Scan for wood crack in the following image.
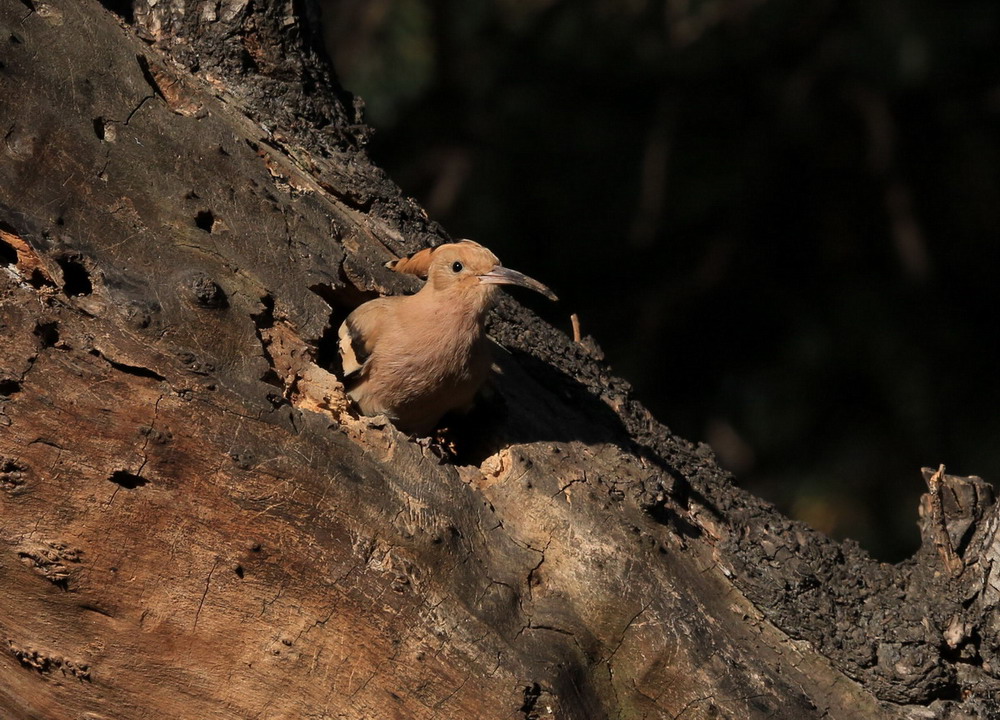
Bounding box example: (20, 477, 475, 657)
(192, 556, 220, 630)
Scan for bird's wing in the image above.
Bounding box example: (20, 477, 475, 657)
(338, 299, 392, 380)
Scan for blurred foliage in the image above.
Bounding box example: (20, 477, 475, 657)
(323, 0, 1000, 561)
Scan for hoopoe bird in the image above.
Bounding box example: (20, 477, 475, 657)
(338, 240, 557, 435)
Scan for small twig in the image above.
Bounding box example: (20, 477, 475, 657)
(570, 313, 582, 344)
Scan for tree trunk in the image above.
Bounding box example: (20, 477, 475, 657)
(1, 2, 999, 718)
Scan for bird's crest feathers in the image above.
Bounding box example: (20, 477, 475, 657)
(385, 240, 485, 279)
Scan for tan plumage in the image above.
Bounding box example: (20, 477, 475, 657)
(338, 240, 557, 436)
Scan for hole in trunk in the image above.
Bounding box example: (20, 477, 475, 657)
(108, 470, 148, 489)
(195, 209, 216, 233)
(0, 236, 16, 266)
(97, 0, 134, 24)
(55, 255, 93, 296)
(33, 321, 59, 348)
(308, 282, 378, 373)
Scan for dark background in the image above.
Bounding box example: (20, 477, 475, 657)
(322, 0, 1000, 561)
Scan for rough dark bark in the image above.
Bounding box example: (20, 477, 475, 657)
(1, 1, 999, 718)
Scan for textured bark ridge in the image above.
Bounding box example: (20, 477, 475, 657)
(1, 2, 999, 719)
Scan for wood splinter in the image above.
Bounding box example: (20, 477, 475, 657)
(921, 464, 965, 576)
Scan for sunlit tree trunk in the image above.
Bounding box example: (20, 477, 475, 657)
(1, 2, 998, 718)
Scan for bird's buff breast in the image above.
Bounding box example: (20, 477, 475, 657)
(353, 324, 491, 432)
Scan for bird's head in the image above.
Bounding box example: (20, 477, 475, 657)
(387, 240, 558, 302)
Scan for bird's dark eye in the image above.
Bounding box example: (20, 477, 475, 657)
(452, 261, 463, 273)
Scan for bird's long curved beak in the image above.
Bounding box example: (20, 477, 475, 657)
(479, 266, 558, 301)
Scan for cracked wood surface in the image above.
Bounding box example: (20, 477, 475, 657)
(0, 280, 892, 719)
(2, 1, 1000, 719)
